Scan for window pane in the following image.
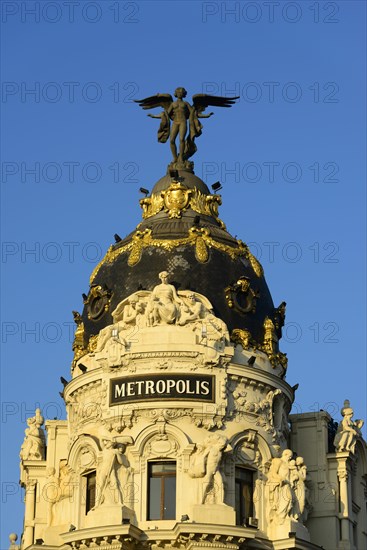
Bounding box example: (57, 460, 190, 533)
(235, 480, 242, 525)
(148, 477, 162, 520)
(242, 482, 253, 519)
(151, 462, 176, 475)
(148, 462, 176, 520)
(235, 468, 254, 525)
(86, 471, 96, 513)
(163, 475, 176, 519)
(236, 468, 253, 483)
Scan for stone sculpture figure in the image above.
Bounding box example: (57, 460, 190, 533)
(293, 456, 310, 522)
(178, 292, 204, 325)
(267, 449, 294, 525)
(48, 461, 74, 525)
(233, 387, 281, 439)
(189, 434, 229, 504)
(96, 296, 145, 352)
(135, 88, 239, 168)
(112, 295, 143, 325)
(147, 271, 183, 326)
(94, 275, 230, 357)
(289, 459, 301, 520)
(45, 467, 59, 527)
(95, 437, 129, 508)
(333, 399, 364, 454)
(20, 408, 45, 461)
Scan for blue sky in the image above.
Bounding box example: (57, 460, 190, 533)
(1, 0, 366, 545)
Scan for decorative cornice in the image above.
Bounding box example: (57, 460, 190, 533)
(60, 523, 256, 549)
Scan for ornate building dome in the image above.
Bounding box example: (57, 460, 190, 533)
(78, 169, 286, 372)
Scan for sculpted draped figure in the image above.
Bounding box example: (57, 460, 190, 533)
(333, 399, 364, 454)
(46, 461, 74, 526)
(20, 408, 45, 461)
(267, 449, 294, 524)
(147, 271, 183, 326)
(267, 449, 310, 526)
(96, 294, 146, 352)
(134, 87, 239, 168)
(95, 272, 230, 355)
(290, 456, 311, 522)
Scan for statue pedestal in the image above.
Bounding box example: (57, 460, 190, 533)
(43, 525, 69, 546)
(269, 519, 310, 542)
(191, 504, 235, 525)
(85, 505, 134, 528)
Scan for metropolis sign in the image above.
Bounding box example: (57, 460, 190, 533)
(110, 374, 215, 405)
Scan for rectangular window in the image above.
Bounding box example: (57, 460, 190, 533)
(235, 468, 254, 525)
(86, 471, 96, 513)
(148, 462, 176, 520)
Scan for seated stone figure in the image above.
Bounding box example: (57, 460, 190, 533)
(178, 292, 204, 325)
(96, 296, 145, 352)
(146, 271, 183, 326)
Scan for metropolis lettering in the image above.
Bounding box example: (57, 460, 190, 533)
(110, 374, 215, 405)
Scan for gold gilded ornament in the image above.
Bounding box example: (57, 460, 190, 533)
(225, 276, 259, 314)
(140, 194, 164, 219)
(243, 245, 263, 277)
(195, 236, 209, 262)
(90, 228, 248, 283)
(128, 229, 152, 266)
(140, 186, 227, 228)
(162, 182, 192, 218)
(84, 284, 112, 320)
(89, 245, 116, 286)
(263, 317, 277, 356)
(190, 227, 210, 263)
(88, 334, 99, 352)
(71, 311, 88, 370)
(231, 328, 253, 350)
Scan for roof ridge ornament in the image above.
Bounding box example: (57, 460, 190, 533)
(134, 87, 239, 171)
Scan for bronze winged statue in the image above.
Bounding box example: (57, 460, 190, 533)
(134, 87, 239, 169)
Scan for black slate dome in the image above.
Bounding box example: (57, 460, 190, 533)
(79, 170, 283, 353)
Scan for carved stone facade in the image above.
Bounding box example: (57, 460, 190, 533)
(14, 201, 367, 550)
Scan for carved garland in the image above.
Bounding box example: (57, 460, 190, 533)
(90, 229, 263, 284)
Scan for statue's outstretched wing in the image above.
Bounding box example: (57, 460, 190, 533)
(134, 93, 173, 110)
(192, 94, 240, 113)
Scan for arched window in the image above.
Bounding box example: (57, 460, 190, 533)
(235, 467, 254, 525)
(148, 462, 176, 520)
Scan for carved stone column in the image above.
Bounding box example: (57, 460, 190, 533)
(23, 480, 37, 548)
(337, 463, 352, 544)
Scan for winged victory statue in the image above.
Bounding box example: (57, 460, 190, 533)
(134, 87, 239, 170)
